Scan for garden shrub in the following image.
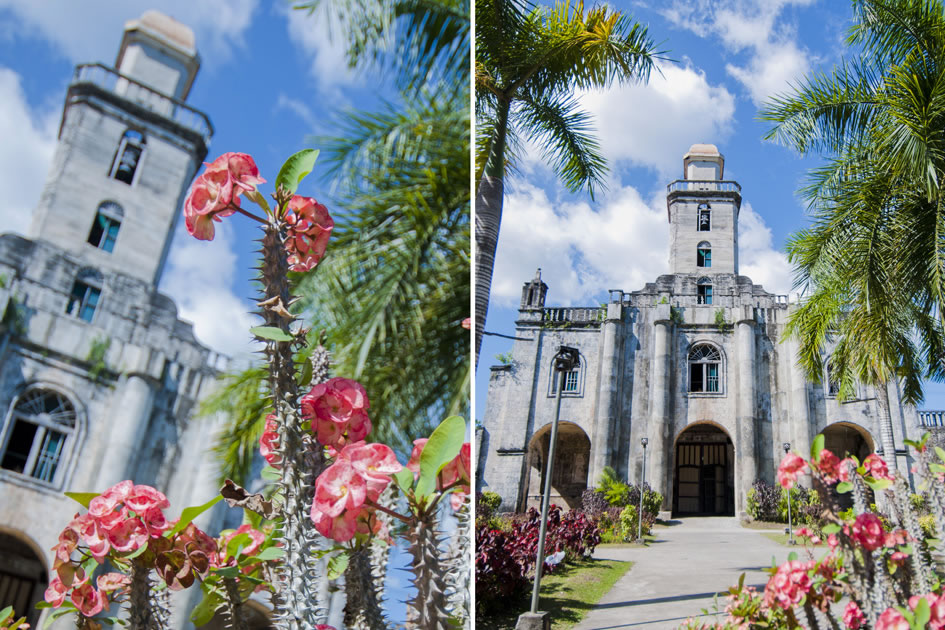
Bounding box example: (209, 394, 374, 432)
(582, 488, 609, 516)
(475, 521, 531, 614)
(478, 491, 502, 519)
(747, 479, 783, 521)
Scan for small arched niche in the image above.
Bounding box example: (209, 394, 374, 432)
(526, 422, 590, 510)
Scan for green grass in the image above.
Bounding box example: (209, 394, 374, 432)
(761, 531, 808, 546)
(477, 558, 632, 630)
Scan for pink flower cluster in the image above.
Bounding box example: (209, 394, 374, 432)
(782, 449, 896, 490)
(284, 196, 333, 272)
(776, 453, 807, 489)
(184, 153, 265, 240)
(875, 593, 945, 630)
(763, 559, 815, 609)
(45, 481, 171, 616)
(259, 414, 281, 468)
(311, 442, 401, 542)
(408, 439, 472, 510)
(302, 378, 372, 450)
(843, 602, 865, 629)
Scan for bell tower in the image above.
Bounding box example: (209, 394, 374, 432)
(666, 144, 741, 276)
(28, 11, 211, 287)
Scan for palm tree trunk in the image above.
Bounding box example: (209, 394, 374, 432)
(475, 97, 511, 366)
(875, 379, 897, 473)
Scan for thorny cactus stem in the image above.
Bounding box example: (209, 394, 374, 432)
(343, 548, 387, 630)
(890, 478, 933, 594)
(128, 562, 167, 630)
(406, 505, 451, 630)
(258, 210, 324, 630)
(919, 449, 945, 541)
(445, 497, 471, 629)
(223, 577, 249, 630)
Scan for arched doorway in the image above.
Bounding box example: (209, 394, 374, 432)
(0, 531, 48, 628)
(822, 422, 873, 461)
(673, 423, 735, 516)
(526, 422, 590, 510)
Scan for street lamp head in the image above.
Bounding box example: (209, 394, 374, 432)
(554, 345, 581, 372)
(783, 442, 791, 454)
(641, 437, 648, 447)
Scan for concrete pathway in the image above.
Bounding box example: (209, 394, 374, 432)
(574, 518, 792, 630)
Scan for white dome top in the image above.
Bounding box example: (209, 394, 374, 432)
(124, 11, 196, 55)
(684, 143, 721, 158)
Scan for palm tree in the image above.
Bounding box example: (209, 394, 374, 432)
(761, 0, 945, 467)
(475, 0, 661, 363)
(204, 0, 469, 484)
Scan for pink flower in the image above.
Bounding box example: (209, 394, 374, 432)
(314, 459, 368, 517)
(71, 582, 105, 617)
(183, 152, 265, 241)
(817, 449, 841, 483)
(124, 485, 170, 514)
(843, 602, 865, 629)
(222, 524, 266, 559)
(838, 458, 858, 482)
(851, 513, 885, 551)
(44, 576, 68, 607)
(827, 534, 840, 550)
(439, 442, 472, 488)
(96, 572, 130, 593)
(216, 152, 265, 194)
(284, 196, 333, 272)
(863, 454, 894, 481)
(260, 414, 281, 467)
(310, 504, 360, 542)
(407, 438, 428, 477)
(777, 453, 807, 489)
(909, 593, 945, 627)
(875, 607, 908, 630)
(338, 442, 402, 500)
(301, 378, 372, 449)
(106, 517, 149, 553)
(764, 559, 814, 609)
(461, 317, 471, 330)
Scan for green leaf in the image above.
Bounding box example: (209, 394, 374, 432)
(935, 447, 945, 464)
(298, 358, 313, 387)
(226, 532, 252, 560)
(244, 190, 271, 215)
(836, 481, 853, 494)
(787, 551, 798, 563)
(822, 523, 841, 535)
(167, 495, 223, 538)
(914, 597, 931, 629)
(327, 553, 349, 580)
(43, 606, 77, 630)
(393, 468, 414, 493)
(929, 463, 945, 474)
(215, 566, 242, 579)
(253, 546, 286, 561)
(250, 326, 294, 342)
(866, 478, 892, 492)
(0, 607, 11, 621)
(64, 491, 100, 508)
(190, 592, 224, 626)
(811, 434, 825, 461)
(124, 540, 150, 560)
(416, 415, 466, 498)
(260, 465, 281, 481)
(276, 149, 320, 195)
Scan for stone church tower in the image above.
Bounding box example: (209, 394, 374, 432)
(479, 144, 926, 518)
(0, 13, 238, 628)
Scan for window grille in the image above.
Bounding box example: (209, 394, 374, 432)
(0, 389, 77, 483)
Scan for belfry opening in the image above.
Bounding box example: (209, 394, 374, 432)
(673, 423, 735, 517)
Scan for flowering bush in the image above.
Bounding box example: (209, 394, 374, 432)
(691, 432, 945, 629)
(474, 521, 531, 614)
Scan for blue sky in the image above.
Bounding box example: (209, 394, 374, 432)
(0, 0, 416, 620)
(476, 0, 945, 417)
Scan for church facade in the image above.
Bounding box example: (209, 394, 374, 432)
(478, 144, 927, 518)
(0, 13, 242, 628)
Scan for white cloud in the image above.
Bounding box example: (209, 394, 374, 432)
(275, 93, 317, 130)
(0, 1, 258, 66)
(491, 182, 669, 307)
(578, 62, 736, 178)
(491, 188, 794, 308)
(661, 0, 817, 105)
(284, 6, 360, 89)
(737, 201, 794, 295)
(159, 223, 258, 359)
(0, 67, 57, 235)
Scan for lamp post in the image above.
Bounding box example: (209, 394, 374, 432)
(783, 442, 794, 545)
(637, 437, 648, 542)
(529, 345, 581, 616)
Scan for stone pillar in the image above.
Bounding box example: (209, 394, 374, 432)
(735, 309, 757, 517)
(590, 302, 623, 485)
(96, 373, 154, 488)
(787, 335, 812, 483)
(648, 307, 673, 508)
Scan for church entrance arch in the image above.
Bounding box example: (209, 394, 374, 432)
(0, 530, 48, 628)
(822, 422, 874, 461)
(673, 423, 735, 517)
(525, 422, 590, 510)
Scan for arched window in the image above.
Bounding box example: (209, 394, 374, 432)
(549, 353, 584, 397)
(110, 129, 146, 185)
(697, 241, 712, 268)
(697, 203, 711, 231)
(697, 277, 713, 305)
(87, 201, 123, 253)
(0, 389, 77, 484)
(689, 344, 722, 393)
(66, 268, 103, 323)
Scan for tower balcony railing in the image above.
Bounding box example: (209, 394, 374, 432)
(667, 180, 742, 194)
(541, 307, 604, 326)
(919, 410, 945, 427)
(71, 63, 213, 142)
